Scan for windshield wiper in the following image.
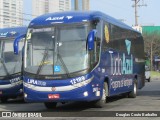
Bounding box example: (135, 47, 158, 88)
(56, 53, 70, 78)
(0, 58, 10, 77)
(36, 48, 49, 77)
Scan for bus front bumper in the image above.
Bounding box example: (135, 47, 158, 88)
(23, 76, 102, 102)
(0, 82, 23, 97)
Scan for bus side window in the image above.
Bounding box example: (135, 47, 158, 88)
(90, 20, 102, 66)
(110, 24, 122, 51)
(94, 20, 102, 63)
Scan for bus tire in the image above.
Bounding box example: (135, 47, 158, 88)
(0, 97, 8, 103)
(94, 82, 108, 108)
(128, 80, 137, 98)
(148, 77, 151, 82)
(44, 102, 57, 109)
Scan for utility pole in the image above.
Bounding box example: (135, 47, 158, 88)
(132, 0, 147, 26)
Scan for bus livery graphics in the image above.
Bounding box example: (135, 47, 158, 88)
(0, 27, 27, 102)
(15, 11, 145, 108)
(125, 39, 131, 55)
(104, 25, 110, 43)
(109, 39, 133, 76)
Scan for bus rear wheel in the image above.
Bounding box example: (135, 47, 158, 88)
(128, 80, 137, 98)
(44, 102, 57, 109)
(94, 82, 108, 108)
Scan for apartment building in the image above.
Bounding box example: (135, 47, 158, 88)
(0, 0, 23, 28)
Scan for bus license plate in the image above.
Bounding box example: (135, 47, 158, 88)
(48, 94, 60, 99)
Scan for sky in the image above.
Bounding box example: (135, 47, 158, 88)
(24, 0, 160, 27)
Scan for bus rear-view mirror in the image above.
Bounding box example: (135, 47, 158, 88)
(87, 30, 97, 51)
(14, 34, 26, 55)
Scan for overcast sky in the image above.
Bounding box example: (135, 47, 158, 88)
(90, 0, 160, 26)
(24, 0, 160, 26)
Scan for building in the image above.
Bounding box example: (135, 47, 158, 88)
(82, 0, 90, 10)
(32, 0, 71, 18)
(32, 0, 90, 18)
(142, 26, 160, 34)
(72, 0, 90, 11)
(0, 0, 23, 28)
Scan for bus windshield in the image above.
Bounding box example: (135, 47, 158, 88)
(24, 23, 89, 76)
(0, 39, 23, 77)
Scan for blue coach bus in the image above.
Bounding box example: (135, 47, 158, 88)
(14, 11, 145, 108)
(0, 27, 27, 102)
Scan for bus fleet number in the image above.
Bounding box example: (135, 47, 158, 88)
(70, 76, 86, 85)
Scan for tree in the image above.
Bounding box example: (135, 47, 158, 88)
(143, 32, 160, 70)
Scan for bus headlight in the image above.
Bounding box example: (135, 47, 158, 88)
(24, 93, 27, 98)
(83, 91, 88, 97)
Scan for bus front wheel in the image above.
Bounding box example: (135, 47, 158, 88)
(94, 82, 108, 108)
(44, 102, 57, 109)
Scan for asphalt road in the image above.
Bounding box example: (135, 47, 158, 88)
(0, 78, 160, 119)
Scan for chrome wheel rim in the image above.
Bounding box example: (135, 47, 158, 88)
(134, 82, 137, 95)
(102, 88, 106, 102)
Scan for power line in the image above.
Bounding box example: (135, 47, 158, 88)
(102, 0, 133, 14)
